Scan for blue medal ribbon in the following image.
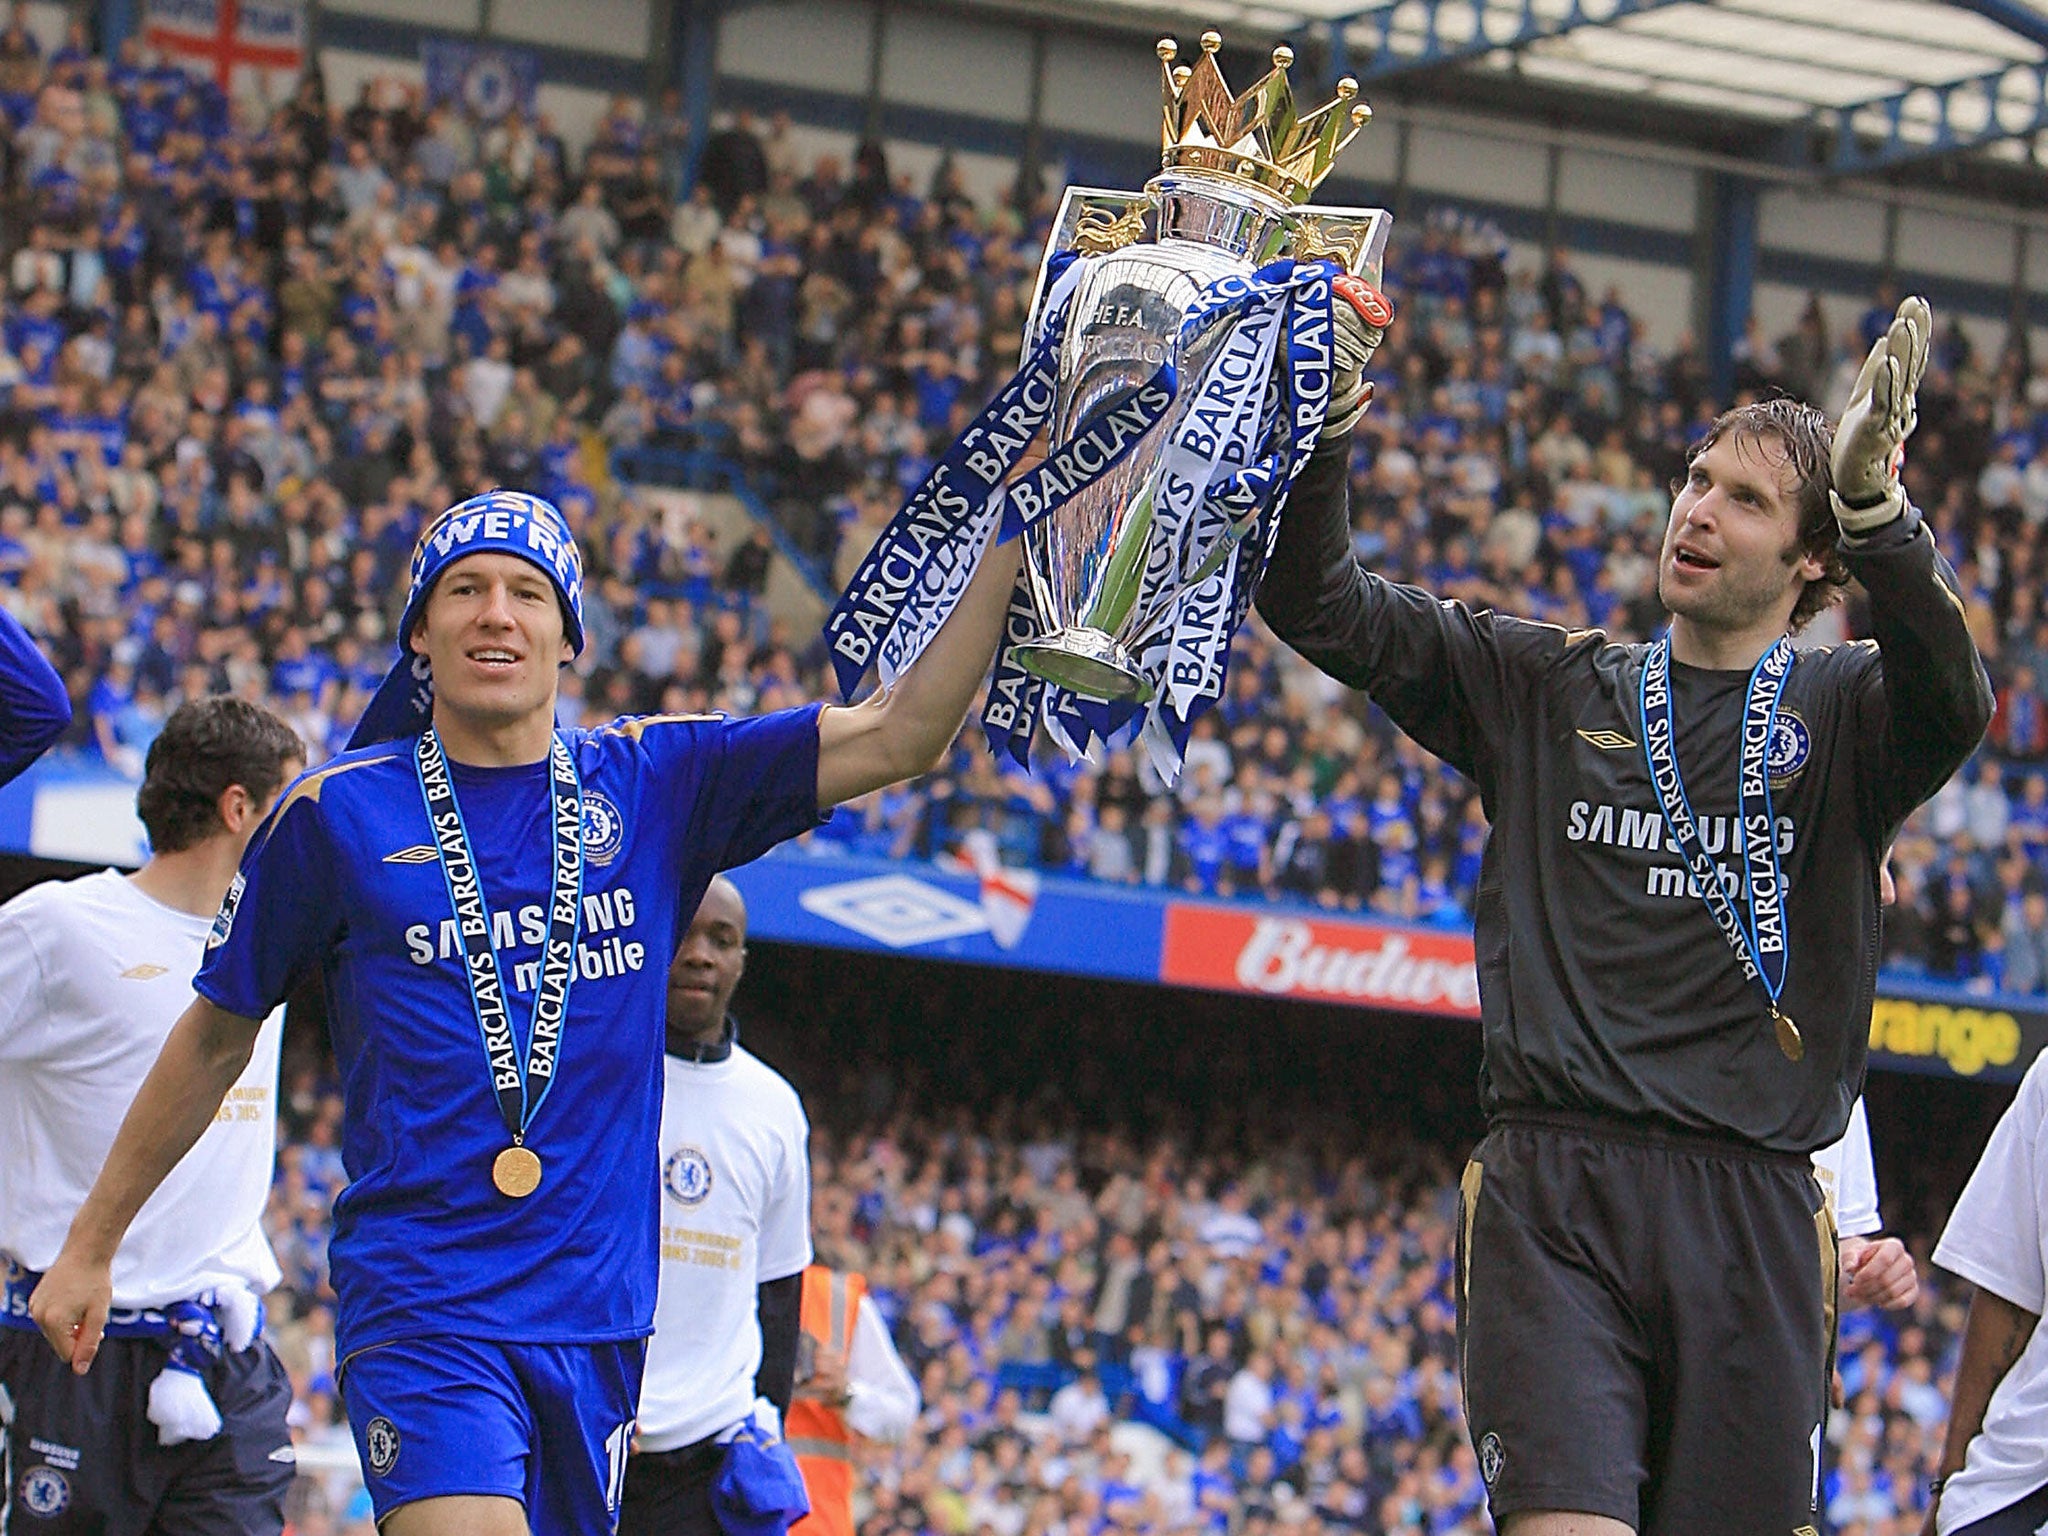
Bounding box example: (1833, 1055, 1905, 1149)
(414, 729, 585, 1157)
(1638, 635, 1802, 1057)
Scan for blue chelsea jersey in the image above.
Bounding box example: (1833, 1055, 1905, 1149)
(194, 707, 823, 1359)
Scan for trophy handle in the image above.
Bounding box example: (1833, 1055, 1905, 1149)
(1279, 205, 1394, 286)
(1023, 187, 1154, 360)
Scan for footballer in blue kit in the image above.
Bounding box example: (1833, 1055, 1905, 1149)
(30, 489, 1023, 1536)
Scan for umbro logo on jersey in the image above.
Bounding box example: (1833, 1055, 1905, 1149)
(119, 964, 168, 980)
(384, 845, 441, 864)
(267, 1445, 297, 1463)
(1577, 729, 1637, 750)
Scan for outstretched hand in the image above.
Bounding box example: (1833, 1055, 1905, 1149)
(1831, 295, 1931, 534)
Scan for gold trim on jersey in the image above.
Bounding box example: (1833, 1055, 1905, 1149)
(273, 754, 399, 819)
(1459, 1159, 1483, 1297)
(596, 712, 724, 742)
(1458, 1158, 1484, 1397)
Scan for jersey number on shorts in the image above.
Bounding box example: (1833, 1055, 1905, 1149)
(606, 1421, 632, 1514)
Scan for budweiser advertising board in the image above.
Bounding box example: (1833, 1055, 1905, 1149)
(1160, 905, 1483, 1017)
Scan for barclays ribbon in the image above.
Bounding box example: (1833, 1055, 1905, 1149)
(1638, 635, 1802, 1056)
(824, 254, 1090, 703)
(414, 727, 585, 1182)
(822, 253, 1341, 783)
(1012, 258, 1339, 776)
(1136, 258, 1338, 776)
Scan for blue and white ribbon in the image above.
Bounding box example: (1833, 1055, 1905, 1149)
(1639, 635, 1797, 1022)
(823, 252, 1340, 784)
(4, 1260, 264, 1445)
(824, 254, 1088, 702)
(1138, 259, 1336, 773)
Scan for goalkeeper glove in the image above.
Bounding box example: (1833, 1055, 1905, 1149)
(1322, 273, 1393, 443)
(1830, 295, 1931, 536)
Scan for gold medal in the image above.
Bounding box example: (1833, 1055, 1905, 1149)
(492, 1145, 543, 1198)
(1771, 1007, 1803, 1062)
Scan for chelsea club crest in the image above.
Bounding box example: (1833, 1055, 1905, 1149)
(1477, 1432, 1504, 1488)
(19, 1465, 70, 1517)
(581, 792, 625, 866)
(365, 1417, 401, 1477)
(664, 1146, 714, 1206)
(1768, 710, 1812, 786)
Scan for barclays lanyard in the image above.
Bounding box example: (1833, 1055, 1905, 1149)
(415, 728, 585, 1196)
(1638, 635, 1804, 1061)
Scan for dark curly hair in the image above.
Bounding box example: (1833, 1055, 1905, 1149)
(1685, 398, 1850, 632)
(136, 698, 304, 855)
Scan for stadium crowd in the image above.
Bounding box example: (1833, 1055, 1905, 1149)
(0, 30, 2040, 990)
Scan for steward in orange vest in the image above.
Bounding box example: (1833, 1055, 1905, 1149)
(786, 1265, 865, 1536)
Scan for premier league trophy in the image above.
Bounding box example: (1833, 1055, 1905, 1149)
(825, 33, 1391, 781)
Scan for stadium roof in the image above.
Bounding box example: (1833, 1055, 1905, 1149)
(1045, 0, 2048, 174)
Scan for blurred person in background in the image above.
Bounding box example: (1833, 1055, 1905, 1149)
(622, 875, 811, 1536)
(786, 1259, 919, 1536)
(0, 697, 302, 1534)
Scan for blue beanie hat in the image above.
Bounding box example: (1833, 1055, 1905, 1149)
(348, 490, 586, 749)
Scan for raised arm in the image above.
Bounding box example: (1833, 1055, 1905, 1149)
(0, 603, 70, 788)
(1254, 431, 1572, 785)
(815, 528, 1021, 810)
(28, 996, 265, 1371)
(1829, 300, 1996, 835)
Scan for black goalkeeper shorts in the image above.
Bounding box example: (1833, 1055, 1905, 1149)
(1455, 1109, 1837, 1536)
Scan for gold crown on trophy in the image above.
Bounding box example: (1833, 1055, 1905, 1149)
(1157, 32, 1372, 204)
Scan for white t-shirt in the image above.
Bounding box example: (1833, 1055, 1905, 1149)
(0, 870, 284, 1305)
(637, 1043, 811, 1452)
(1811, 1097, 1882, 1238)
(1933, 1053, 2048, 1534)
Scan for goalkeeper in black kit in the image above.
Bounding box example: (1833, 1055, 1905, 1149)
(1259, 287, 1993, 1536)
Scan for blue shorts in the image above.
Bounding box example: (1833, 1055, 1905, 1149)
(339, 1335, 645, 1535)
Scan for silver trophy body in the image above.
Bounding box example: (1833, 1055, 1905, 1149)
(1011, 169, 1391, 704)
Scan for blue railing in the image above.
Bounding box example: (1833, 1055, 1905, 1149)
(610, 441, 838, 604)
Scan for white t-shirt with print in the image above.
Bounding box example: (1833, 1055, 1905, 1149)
(637, 1043, 811, 1452)
(0, 869, 284, 1305)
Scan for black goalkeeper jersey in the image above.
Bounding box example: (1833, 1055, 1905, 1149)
(1258, 442, 1995, 1153)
